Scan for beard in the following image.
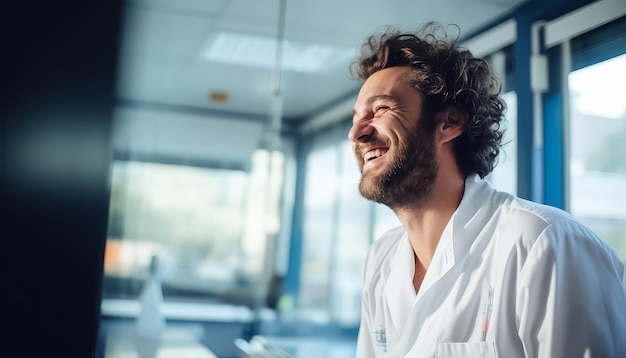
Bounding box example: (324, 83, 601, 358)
(358, 124, 438, 209)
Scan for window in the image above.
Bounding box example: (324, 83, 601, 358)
(538, 0, 626, 263)
(485, 46, 518, 195)
(331, 140, 373, 324)
(568, 53, 626, 262)
(298, 124, 375, 326)
(299, 139, 338, 322)
(489, 90, 518, 194)
(103, 149, 284, 303)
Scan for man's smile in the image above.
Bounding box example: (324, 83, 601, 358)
(364, 147, 389, 163)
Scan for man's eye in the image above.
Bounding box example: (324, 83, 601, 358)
(374, 106, 390, 114)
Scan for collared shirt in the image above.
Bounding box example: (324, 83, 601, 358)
(357, 176, 626, 357)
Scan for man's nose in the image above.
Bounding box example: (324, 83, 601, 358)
(348, 119, 374, 142)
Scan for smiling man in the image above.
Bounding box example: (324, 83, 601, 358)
(350, 24, 626, 358)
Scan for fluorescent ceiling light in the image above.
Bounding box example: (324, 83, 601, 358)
(201, 32, 354, 73)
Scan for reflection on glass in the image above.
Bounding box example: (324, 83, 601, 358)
(569, 53, 626, 262)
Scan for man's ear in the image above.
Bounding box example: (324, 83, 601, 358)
(437, 106, 467, 144)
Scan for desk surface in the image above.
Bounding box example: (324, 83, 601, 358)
(235, 335, 355, 358)
(103, 324, 217, 358)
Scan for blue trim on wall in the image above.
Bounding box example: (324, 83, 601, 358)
(283, 133, 309, 299)
(463, 0, 598, 203)
(514, 15, 535, 201)
(508, 0, 594, 201)
(543, 46, 565, 209)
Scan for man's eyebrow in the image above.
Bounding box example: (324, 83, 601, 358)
(366, 94, 397, 105)
(352, 95, 398, 115)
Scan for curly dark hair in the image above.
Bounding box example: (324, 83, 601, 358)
(354, 23, 506, 179)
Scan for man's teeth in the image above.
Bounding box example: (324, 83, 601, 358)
(365, 149, 386, 161)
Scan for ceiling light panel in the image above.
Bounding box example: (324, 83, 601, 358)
(201, 32, 355, 73)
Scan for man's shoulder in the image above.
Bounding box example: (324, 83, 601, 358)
(503, 195, 587, 233)
(493, 195, 612, 256)
(467, 179, 604, 251)
(468, 176, 581, 229)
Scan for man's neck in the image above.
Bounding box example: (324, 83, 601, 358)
(393, 174, 465, 272)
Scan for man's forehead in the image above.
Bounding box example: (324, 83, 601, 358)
(359, 67, 411, 93)
(356, 67, 415, 102)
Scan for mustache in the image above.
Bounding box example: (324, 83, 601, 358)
(354, 133, 391, 152)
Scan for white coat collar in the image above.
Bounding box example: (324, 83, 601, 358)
(451, 175, 497, 261)
(383, 231, 417, 337)
(383, 175, 495, 335)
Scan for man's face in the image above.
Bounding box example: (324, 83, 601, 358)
(349, 66, 437, 208)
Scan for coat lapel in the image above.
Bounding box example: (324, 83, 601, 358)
(384, 233, 416, 336)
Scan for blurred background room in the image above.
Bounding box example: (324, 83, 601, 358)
(2, 0, 625, 357)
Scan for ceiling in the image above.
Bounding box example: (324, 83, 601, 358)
(115, 0, 528, 129)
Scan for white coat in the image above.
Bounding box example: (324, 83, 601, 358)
(357, 175, 626, 357)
